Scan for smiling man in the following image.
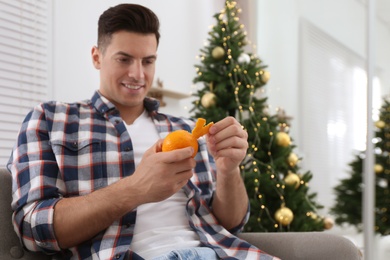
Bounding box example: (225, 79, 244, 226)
(7, 3, 278, 260)
(92, 30, 157, 124)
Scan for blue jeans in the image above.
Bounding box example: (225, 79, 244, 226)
(151, 247, 219, 260)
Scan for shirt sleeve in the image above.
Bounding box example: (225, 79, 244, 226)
(7, 104, 63, 253)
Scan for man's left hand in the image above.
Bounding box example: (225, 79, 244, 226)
(206, 116, 248, 175)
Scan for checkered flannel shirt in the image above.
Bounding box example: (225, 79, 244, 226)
(8, 91, 278, 260)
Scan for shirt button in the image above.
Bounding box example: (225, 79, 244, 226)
(115, 119, 121, 124)
(115, 254, 121, 259)
(126, 223, 131, 228)
(124, 147, 131, 152)
(72, 142, 78, 148)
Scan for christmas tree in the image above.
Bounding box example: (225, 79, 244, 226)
(190, 0, 327, 232)
(331, 97, 390, 235)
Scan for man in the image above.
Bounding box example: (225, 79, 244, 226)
(8, 4, 277, 260)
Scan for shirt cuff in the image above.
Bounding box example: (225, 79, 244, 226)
(30, 198, 62, 253)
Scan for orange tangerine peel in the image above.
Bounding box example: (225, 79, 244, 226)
(162, 118, 214, 158)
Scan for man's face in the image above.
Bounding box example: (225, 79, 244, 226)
(92, 31, 157, 112)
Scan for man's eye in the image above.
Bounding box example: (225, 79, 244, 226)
(143, 59, 155, 65)
(117, 58, 130, 63)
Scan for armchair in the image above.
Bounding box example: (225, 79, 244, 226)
(0, 168, 361, 259)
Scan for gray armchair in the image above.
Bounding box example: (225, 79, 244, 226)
(0, 168, 362, 259)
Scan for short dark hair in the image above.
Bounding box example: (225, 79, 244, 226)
(97, 4, 160, 52)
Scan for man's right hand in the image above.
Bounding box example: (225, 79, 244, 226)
(124, 139, 195, 205)
(54, 139, 195, 249)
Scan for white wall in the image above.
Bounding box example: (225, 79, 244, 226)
(256, 0, 390, 255)
(52, 0, 224, 117)
(257, 0, 390, 200)
(257, 0, 390, 136)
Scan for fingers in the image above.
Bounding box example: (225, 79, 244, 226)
(209, 116, 243, 135)
(144, 140, 194, 160)
(208, 117, 248, 150)
(145, 143, 195, 174)
(154, 139, 164, 153)
(161, 147, 194, 163)
(168, 155, 196, 174)
(143, 139, 164, 158)
(206, 117, 248, 167)
(209, 135, 248, 151)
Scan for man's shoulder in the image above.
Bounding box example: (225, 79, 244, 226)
(24, 99, 95, 124)
(38, 99, 92, 112)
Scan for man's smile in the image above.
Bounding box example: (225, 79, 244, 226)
(122, 83, 143, 90)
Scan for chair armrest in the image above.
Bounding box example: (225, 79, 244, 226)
(238, 232, 362, 260)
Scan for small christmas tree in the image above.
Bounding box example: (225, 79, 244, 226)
(191, 0, 326, 232)
(331, 97, 390, 235)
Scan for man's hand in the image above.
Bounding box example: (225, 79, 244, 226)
(206, 116, 248, 175)
(207, 116, 249, 230)
(127, 140, 195, 205)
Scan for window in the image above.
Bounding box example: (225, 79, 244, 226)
(0, 0, 51, 167)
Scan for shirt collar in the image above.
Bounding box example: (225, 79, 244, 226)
(90, 90, 161, 116)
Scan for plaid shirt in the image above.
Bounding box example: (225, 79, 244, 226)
(8, 91, 277, 260)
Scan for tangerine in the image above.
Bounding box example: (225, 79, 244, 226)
(162, 118, 213, 158)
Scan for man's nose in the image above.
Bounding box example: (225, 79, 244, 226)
(128, 61, 144, 80)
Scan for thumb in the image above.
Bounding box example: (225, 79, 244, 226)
(144, 139, 164, 158)
(154, 139, 164, 153)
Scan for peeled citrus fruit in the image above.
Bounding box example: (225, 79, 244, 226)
(162, 118, 214, 158)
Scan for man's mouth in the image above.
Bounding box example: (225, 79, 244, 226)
(122, 84, 143, 90)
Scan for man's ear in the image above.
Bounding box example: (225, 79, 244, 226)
(91, 46, 101, 69)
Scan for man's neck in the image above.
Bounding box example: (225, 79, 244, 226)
(117, 104, 145, 125)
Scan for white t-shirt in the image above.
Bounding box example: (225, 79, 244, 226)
(125, 110, 200, 259)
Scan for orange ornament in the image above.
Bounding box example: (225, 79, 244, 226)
(162, 118, 214, 158)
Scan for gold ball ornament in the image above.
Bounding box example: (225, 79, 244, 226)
(375, 120, 385, 129)
(323, 217, 334, 230)
(212, 46, 225, 59)
(374, 164, 384, 174)
(284, 172, 300, 189)
(201, 92, 216, 108)
(287, 153, 299, 167)
(261, 70, 270, 83)
(276, 132, 291, 147)
(275, 207, 294, 226)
